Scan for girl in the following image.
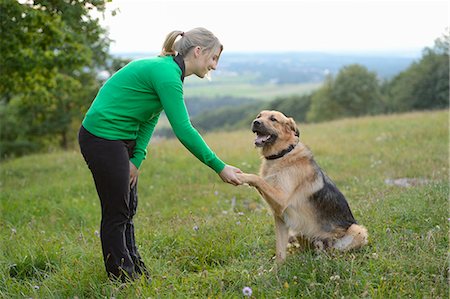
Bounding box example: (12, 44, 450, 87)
(78, 28, 242, 281)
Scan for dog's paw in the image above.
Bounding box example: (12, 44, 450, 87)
(236, 173, 252, 185)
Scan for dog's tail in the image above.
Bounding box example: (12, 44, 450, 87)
(333, 224, 368, 251)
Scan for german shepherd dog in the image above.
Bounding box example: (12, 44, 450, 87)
(237, 110, 368, 262)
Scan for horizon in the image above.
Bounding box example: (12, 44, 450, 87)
(110, 48, 424, 58)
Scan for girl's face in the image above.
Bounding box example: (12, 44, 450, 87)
(194, 47, 221, 78)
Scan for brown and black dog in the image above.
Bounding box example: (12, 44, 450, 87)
(237, 110, 368, 262)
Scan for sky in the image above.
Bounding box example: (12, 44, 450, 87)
(96, 0, 449, 54)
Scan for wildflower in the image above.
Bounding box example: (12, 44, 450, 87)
(214, 191, 219, 196)
(330, 275, 340, 281)
(242, 286, 252, 296)
(33, 285, 40, 290)
(193, 225, 199, 232)
(94, 230, 100, 237)
(11, 228, 16, 234)
(284, 282, 289, 288)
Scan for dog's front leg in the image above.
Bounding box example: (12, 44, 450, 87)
(237, 173, 288, 216)
(274, 215, 289, 263)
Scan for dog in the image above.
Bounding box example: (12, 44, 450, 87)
(237, 110, 368, 262)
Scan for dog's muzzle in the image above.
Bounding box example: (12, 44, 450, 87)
(252, 120, 277, 147)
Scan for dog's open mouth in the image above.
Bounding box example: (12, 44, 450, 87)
(254, 131, 276, 147)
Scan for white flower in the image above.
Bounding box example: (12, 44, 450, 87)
(242, 286, 252, 296)
(193, 225, 199, 232)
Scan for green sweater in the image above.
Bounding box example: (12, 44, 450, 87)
(82, 55, 225, 173)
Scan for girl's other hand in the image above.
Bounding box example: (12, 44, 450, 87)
(129, 161, 139, 188)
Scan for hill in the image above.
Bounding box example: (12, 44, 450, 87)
(1, 110, 448, 298)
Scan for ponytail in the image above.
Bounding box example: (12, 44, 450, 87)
(160, 30, 184, 56)
(160, 28, 223, 58)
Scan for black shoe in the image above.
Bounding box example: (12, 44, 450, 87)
(133, 258, 151, 282)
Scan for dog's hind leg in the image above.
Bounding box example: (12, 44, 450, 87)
(274, 215, 289, 263)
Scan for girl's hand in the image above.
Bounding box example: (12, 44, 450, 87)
(129, 161, 139, 188)
(219, 165, 243, 186)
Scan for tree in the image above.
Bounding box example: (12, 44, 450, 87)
(306, 76, 337, 122)
(386, 30, 449, 112)
(0, 0, 112, 157)
(307, 65, 382, 122)
(331, 64, 383, 116)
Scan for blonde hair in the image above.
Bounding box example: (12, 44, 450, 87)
(160, 27, 223, 59)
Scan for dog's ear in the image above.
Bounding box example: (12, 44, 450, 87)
(287, 117, 300, 137)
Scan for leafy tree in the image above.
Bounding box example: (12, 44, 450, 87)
(387, 31, 449, 112)
(332, 64, 383, 116)
(307, 76, 337, 122)
(307, 65, 383, 122)
(0, 0, 112, 157)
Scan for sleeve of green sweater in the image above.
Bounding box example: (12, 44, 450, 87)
(130, 113, 160, 169)
(154, 81, 226, 173)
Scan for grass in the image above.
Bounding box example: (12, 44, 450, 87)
(0, 110, 448, 298)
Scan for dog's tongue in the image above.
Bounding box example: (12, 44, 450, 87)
(255, 134, 271, 145)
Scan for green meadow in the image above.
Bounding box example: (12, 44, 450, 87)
(184, 81, 321, 101)
(0, 110, 448, 298)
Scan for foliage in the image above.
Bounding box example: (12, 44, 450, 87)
(386, 32, 450, 112)
(307, 64, 383, 122)
(304, 76, 336, 123)
(268, 94, 312, 123)
(0, 0, 112, 157)
(0, 110, 448, 297)
(192, 102, 262, 133)
(188, 94, 311, 134)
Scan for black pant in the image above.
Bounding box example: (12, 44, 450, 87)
(78, 126, 147, 280)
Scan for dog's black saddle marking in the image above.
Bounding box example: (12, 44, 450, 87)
(310, 164, 357, 230)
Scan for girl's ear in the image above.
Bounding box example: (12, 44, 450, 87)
(193, 46, 202, 57)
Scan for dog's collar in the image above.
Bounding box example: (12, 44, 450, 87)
(265, 143, 297, 160)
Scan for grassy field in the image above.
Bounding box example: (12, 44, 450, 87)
(183, 76, 320, 101)
(0, 110, 448, 298)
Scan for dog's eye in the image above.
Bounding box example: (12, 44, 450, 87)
(270, 116, 278, 122)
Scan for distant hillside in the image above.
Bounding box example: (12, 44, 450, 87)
(114, 50, 420, 85)
(114, 50, 424, 138)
